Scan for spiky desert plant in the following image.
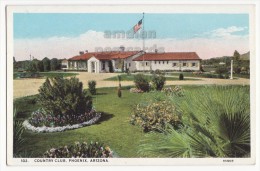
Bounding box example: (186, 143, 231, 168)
(139, 86, 250, 158)
(13, 108, 25, 155)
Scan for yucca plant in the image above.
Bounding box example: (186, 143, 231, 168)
(139, 86, 250, 158)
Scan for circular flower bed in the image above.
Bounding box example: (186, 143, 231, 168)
(23, 108, 101, 133)
(43, 141, 113, 158)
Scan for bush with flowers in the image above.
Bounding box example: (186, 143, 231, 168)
(43, 141, 113, 158)
(162, 86, 184, 96)
(130, 100, 182, 132)
(25, 77, 100, 131)
(129, 88, 144, 93)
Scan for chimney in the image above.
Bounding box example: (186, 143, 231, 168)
(85, 50, 88, 53)
(79, 51, 84, 55)
(119, 46, 125, 52)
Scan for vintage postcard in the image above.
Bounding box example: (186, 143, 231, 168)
(6, 4, 256, 166)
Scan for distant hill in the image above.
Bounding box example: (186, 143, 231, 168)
(240, 51, 250, 61)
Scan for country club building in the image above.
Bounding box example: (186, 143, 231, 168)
(67, 50, 201, 73)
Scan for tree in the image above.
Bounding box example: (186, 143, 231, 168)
(26, 59, 38, 72)
(50, 58, 59, 71)
(121, 61, 125, 73)
(233, 50, 241, 73)
(36, 60, 44, 72)
(233, 50, 240, 61)
(42, 57, 50, 72)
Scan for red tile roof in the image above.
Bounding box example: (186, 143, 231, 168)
(69, 51, 139, 61)
(133, 52, 201, 61)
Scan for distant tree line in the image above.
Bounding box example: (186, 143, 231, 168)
(13, 57, 62, 72)
(202, 50, 250, 74)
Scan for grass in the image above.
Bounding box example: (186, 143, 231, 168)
(169, 72, 249, 79)
(104, 74, 200, 81)
(14, 87, 147, 157)
(13, 72, 78, 79)
(14, 85, 249, 158)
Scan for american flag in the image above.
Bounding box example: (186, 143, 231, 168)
(133, 19, 142, 33)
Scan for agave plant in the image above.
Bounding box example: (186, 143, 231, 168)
(139, 86, 250, 158)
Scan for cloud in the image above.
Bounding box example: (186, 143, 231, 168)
(14, 28, 249, 61)
(198, 26, 248, 39)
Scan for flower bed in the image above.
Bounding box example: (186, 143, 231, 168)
(43, 141, 113, 158)
(129, 88, 144, 93)
(28, 108, 98, 127)
(23, 111, 101, 133)
(162, 86, 184, 96)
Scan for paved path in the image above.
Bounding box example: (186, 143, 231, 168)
(13, 72, 250, 99)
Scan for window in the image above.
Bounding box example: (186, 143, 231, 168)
(155, 61, 157, 64)
(146, 62, 148, 66)
(173, 63, 177, 67)
(167, 61, 169, 64)
(192, 63, 196, 67)
(129, 63, 131, 67)
(163, 61, 164, 64)
(183, 63, 187, 67)
(159, 61, 161, 64)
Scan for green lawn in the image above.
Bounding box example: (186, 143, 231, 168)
(169, 72, 249, 79)
(13, 72, 78, 79)
(104, 74, 200, 81)
(14, 85, 249, 158)
(14, 87, 147, 157)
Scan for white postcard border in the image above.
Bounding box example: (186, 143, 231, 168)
(5, 3, 257, 166)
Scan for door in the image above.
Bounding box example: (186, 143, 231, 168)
(91, 62, 95, 73)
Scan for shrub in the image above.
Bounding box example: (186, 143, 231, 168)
(43, 141, 113, 158)
(218, 74, 224, 79)
(117, 87, 122, 98)
(154, 69, 162, 75)
(130, 100, 182, 132)
(13, 109, 25, 155)
(216, 66, 228, 74)
(162, 86, 184, 97)
(179, 73, 184, 80)
(205, 74, 213, 78)
(151, 73, 166, 91)
(133, 74, 150, 92)
(88, 80, 97, 95)
(37, 77, 93, 124)
(139, 86, 250, 158)
(129, 88, 144, 93)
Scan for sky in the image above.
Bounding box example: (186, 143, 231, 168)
(13, 13, 249, 60)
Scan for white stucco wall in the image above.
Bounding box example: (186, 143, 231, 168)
(135, 60, 201, 71)
(88, 57, 100, 73)
(125, 52, 144, 71)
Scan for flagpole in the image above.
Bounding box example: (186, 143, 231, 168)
(142, 12, 145, 72)
(143, 12, 145, 52)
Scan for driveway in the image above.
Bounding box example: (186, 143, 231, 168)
(13, 72, 250, 99)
